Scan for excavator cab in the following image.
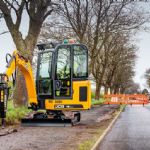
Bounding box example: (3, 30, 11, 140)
(36, 40, 91, 112)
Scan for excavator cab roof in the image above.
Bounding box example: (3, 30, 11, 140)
(37, 42, 61, 51)
(37, 39, 79, 51)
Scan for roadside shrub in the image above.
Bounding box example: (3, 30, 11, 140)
(5, 101, 31, 125)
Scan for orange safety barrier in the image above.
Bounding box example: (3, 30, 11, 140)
(104, 94, 149, 105)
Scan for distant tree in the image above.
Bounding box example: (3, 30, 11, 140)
(103, 34, 137, 94)
(144, 69, 150, 88)
(142, 89, 149, 95)
(124, 82, 141, 94)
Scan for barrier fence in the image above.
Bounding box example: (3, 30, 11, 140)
(104, 94, 149, 105)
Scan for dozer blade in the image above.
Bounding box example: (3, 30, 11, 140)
(21, 118, 72, 127)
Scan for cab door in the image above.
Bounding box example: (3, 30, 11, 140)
(36, 51, 53, 100)
(54, 45, 72, 99)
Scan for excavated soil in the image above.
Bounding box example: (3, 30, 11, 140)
(0, 105, 119, 150)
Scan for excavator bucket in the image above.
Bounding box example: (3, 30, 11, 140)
(21, 118, 72, 127)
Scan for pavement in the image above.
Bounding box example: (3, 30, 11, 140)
(99, 104, 150, 150)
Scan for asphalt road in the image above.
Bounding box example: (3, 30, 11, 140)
(99, 104, 150, 150)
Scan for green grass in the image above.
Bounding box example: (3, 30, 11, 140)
(119, 104, 126, 111)
(91, 92, 105, 105)
(6, 101, 32, 125)
(91, 98, 105, 105)
(91, 92, 95, 99)
(78, 139, 96, 150)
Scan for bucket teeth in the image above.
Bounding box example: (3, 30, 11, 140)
(21, 118, 72, 127)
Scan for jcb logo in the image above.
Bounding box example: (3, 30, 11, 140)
(55, 105, 64, 109)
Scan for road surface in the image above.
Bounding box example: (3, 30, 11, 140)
(99, 104, 150, 150)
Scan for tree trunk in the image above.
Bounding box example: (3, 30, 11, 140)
(12, 21, 42, 106)
(95, 82, 101, 100)
(104, 86, 108, 94)
(110, 88, 114, 94)
(13, 71, 28, 106)
(12, 40, 34, 106)
(114, 87, 119, 94)
(120, 88, 125, 94)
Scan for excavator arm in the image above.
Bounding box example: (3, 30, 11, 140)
(5, 51, 38, 106)
(0, 50, 39, 127)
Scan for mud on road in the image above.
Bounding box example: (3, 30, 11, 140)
(0, 105, 119, 150)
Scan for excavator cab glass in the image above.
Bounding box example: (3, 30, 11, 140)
(73, 45, 88, 79)
(54, 45, 72, 98)
(37, 50, 53, 99)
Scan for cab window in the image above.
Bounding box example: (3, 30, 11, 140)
(73, 45, 88, 78)
(38, 51, 52, 95)
(55, 45, 71, 97)
(56, 46, 71, 79)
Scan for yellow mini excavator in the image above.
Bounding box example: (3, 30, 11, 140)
(0, 39, 91, 126)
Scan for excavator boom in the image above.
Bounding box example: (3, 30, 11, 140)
(6, 51, 38, 106)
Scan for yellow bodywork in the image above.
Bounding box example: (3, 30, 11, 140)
(45, 80, 91, 110)
(5, 51, 91, 111)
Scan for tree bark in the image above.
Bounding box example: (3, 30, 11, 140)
(104, 87, 108, 94)
(114, 86, 119, 94)
(95, 82, 101, 100)
(13, 71, 28, 106)
(110, 88, 114, 94)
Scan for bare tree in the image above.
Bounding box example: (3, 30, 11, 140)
(0, 0, 58, 106)
(103, 32, 136, 94)
(59, 0, 91, 42)
(142, 88, 149, 95)
(110, 44, 137, 94)
(144, 69, 150, 88)
(124, 82, 141, 94)
(39, 15, 75, 43)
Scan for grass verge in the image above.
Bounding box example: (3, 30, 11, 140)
(5, 101, 31, 125)
(119, 104, 126, 111)
(78, 120, 113, 150)
(92, 98, 105, 105)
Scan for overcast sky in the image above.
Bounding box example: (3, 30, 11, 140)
(134, 30, 150, 89)
(0, 3, 150, 90)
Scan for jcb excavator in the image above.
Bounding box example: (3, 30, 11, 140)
(0, 39, 91, 126)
